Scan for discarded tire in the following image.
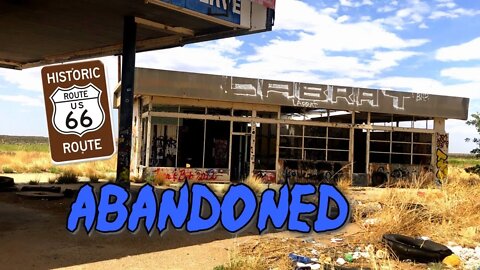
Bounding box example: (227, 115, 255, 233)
(63, 188, 77, 198)
(382, 234, 453, 263)
(16, 191, 64, 200)
(0, 176, 14, 188)
(371, 171, 387, 187)
(21, 185, 61, 193)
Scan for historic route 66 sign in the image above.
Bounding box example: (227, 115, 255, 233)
(41, 60, 115, 164)
(50, 84, 105, 136)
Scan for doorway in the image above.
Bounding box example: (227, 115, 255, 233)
(354, 129, 367, 173)
(230, 133, 251, 182)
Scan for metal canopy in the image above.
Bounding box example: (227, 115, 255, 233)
(0, 0, 273, 70)
(116, 68, 470, 120)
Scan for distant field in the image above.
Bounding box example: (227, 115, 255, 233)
(449, 155, 480, 168)
(0, 143, 50, 152)
(0, 135, 116, 175)
(0, 135, 49, 152)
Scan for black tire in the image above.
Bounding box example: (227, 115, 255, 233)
(21, 185, 61, 193)
(371, 172, 387, 187)
(16, 191, 64, 200)
(382, 234, 452, 263)
(0, 176, 14, 188)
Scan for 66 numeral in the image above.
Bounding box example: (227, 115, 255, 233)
(66, 110, 93, 129)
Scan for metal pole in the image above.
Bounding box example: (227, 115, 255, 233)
(116, 16, 136, 188)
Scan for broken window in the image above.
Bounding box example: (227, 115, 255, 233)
(149, 117, 178, 167)
(255, 123, 277, 170)
(204, 120, 230, 168)
(177, 118, 204, 168)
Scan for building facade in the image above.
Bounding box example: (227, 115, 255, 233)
(114, 68, 469, 185)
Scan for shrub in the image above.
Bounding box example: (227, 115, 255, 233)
(89, 174, 100, 183)
(243, 175, 264, 195)
(48, 166, 61, 174)
(28, 180, 39, 185)
(2, 166, 14, 173)
(56, 171, 79, 184)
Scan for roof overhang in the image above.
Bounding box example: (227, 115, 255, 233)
(0, 0, 273, 70)
(114, 68, 470, 120)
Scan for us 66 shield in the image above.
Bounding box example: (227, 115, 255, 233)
(41, 60, 116, 164)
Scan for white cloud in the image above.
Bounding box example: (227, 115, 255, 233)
(441, 67, 480, 82)
(419, 23, 428, 29)
(0, 67, 43, 92)
(376, 1, 430, 30)
(339, 0, 373, 8)
(446, 119, 477, 153)
(436, 37, 480, 61)
(435, 0, 456, 9)
(0, 95, 43, 107)
(357, 76, 480, 99)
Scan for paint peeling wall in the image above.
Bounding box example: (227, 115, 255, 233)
(134, 68, 469, 120)
(435, 133, 449, 183)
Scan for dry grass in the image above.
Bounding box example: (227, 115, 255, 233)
(0, 151, 116, 175)
(353, 166, 480, 247)
(232, 166, 480, 270)
(214, 240, 264, 270)
(336, 176, 352, 195)
(243, 175, 265, 195)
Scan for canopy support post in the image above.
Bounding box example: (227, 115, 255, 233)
(116, 16, 137, 188)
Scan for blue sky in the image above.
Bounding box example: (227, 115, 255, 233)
(0, 0, 480, 153)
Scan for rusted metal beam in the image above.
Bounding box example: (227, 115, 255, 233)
(135, 17, 194, 36)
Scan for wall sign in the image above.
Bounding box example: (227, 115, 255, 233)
(41, 60, 115, 164)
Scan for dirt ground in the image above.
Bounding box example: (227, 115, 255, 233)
(0, 178, 366, 270)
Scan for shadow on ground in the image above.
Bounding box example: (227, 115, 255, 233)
(0, 184, 293, 270)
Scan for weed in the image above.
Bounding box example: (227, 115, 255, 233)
(56, 171, 79, 184)
(154, 173, 170, 186)
(2, 166, 14, 173)
(28, 180, 40, 185)
(213, 242, 264, 270)
(48, 166, 61, 174)
(89, 174, 100, 183)
(243, 175, 264, 195)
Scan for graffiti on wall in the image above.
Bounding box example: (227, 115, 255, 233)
(279, 160, 346, 184)
(150, 136, 177, 167)
(369, 163, 434, 187)
(436, 149, 448, 181)
(435, 133, 449, 182)
(436, 133, 449, 149)
(254, 170, 276, 183)
(149, 167, 229, 182)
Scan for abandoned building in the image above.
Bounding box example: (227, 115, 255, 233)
(114, 68, 469, 186)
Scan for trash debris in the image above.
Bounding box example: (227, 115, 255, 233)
(303, 236, 315, 243)
(311, 249, 319, 256)
(336, 257, 346, 265)
(447, 245, 480, 270)
(382, 234, 453, 263)
(289, 253, 313, 264)
(375, 250, 387, 259)
(295, 262, 321, 270)
(442, 254, 461, 267)
(419, 236, 431, 241)
(331, 238, 343, 243)
(363, 218, 378, 226)
(344, 253, 354, 262)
